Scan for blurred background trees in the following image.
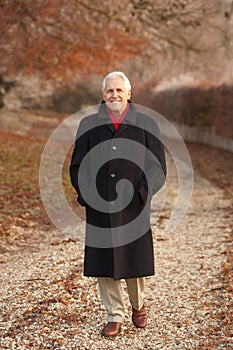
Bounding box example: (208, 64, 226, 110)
(1, 0, 232, 82)
(0, 0, 232, 142)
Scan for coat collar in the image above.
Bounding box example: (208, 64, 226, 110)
(98, 101, 137, 126)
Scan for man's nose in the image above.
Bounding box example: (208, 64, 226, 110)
(112, 90, 118, 97)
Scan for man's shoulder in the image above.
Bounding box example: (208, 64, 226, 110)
(78, 113, 99, 130)
(74, 112, 99, 138)
(80, 113, 98, 125)
(136, 111, 160, 130)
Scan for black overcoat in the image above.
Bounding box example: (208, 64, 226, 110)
(70, 102, 166, 280)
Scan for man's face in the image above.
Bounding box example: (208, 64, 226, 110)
(103, 76, 131, 116)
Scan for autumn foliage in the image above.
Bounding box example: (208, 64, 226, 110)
(0, 0, 231, 86)
(0, 0, 145, 83)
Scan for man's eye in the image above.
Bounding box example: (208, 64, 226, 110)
(106, 89, 124, 94)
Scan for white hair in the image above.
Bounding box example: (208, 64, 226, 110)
(102, 71, 131, 92)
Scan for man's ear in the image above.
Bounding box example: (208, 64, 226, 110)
(127, 90, 131, 99)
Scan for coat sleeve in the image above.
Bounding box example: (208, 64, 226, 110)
(138, 118, 167, 204)
(69, 119, 90, 206)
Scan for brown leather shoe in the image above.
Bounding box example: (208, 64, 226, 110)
(132, 304, 147, 328)
(101, 322, 122, 337)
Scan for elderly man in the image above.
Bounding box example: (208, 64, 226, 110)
(70, 71, 166, 337)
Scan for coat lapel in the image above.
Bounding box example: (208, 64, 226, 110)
(106, 123, 115, 134)
(97, 102, 115, 134)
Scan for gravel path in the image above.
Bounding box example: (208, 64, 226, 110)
(0, 155, 232, 349)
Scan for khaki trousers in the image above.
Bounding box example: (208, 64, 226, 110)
(98, 277, 146, 323)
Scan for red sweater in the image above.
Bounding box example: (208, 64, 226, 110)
(107, 103, 129, 130)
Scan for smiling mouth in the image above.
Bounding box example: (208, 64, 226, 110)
(107, 101, 125, 111)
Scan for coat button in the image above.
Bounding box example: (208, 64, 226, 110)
(110, 173, 116, 178)
(112, 146, 117, 150)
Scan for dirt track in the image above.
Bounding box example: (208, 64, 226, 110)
(0, 110, 232, 349)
